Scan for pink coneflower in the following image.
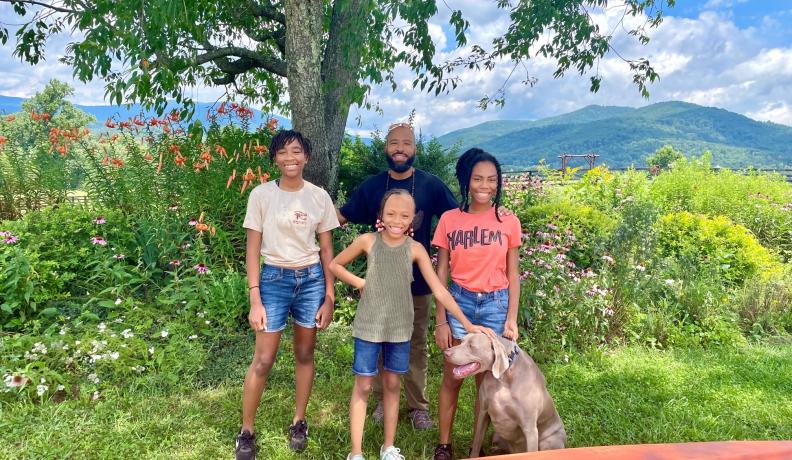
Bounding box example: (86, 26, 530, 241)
(90, 236, 107, 246)
(188, 219, 198, 226)
(194, 263, 210, 274)
(4, 235, 17, 244)
(6, 374, 28, 388)
(93, 216, 106, 225)
(169, 259, 181, 266)
(113, 253, 125, 260)
(0, 231, 11, 237)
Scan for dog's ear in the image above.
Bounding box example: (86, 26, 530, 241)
(490, 336, 509, 379)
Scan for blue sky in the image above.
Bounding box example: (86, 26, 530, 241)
(1, 1, 791, 137)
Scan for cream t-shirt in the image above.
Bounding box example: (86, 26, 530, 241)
(243, 180, 339, 268)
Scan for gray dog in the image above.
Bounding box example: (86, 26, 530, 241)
(444, 333, 566, 456)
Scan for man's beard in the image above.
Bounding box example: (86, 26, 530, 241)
(386, 152, 416, 173)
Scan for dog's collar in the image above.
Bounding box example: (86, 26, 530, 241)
(506, 342, 519, 369)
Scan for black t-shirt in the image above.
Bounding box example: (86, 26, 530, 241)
(340, 169, 458, 295)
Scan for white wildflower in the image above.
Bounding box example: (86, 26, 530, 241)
(115, 298, 122, 305)
(88, 373, 100, 384)
(36, 384, 48, 396)
(188, 335, 198, 340)
(109, 351, 120, 360)
(121, 329, 134, 339)
(97, 323, 107, 332)
(57, 384, 65, 391)
(160, 330, 169, 338)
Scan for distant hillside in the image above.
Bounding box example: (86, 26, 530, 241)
(437, 102, 792, 169)
(0, 95, 290, 131)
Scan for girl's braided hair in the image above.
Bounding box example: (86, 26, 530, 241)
(455, 147, 503, 222)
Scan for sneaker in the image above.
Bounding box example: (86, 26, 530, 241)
(347, 454, 366, 460)
(372, 400, 384, 423)
(288, 420, 308, 452)
(408, 409, 433, 430)
(380, 445, 405, 460)
(433, 443, 453, 460)
(235, 430, 256, 460)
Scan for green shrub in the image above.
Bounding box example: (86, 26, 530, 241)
(646, 145, 684, 169)
(519, 225, 613, 361)
(651, 154, 792, 260)
(521, 199, 616, 267)
(732, 274, 792, 337)
(654, 211, 782, 284)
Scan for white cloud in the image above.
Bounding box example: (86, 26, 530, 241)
(2, 3, 791, 136)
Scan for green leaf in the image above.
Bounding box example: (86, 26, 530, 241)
(39, 307, 59, 317)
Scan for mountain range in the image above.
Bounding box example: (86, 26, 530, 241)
(0, 95, 290, 131)
(3, 94, 791, 169)
(436, 101, 792, 169)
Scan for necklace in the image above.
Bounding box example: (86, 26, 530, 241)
(385, 170, 416, 197)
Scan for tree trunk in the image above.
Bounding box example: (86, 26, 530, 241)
(284, 0, 332, 191)
(284, 0, 369, 196)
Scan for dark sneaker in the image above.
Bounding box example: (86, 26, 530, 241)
(433, 443, 453, 460)
(408, 409, 433, 430)
(372, 400, 384, 424)
(235, 430, 256, 460)
(288, 420, 309, 452)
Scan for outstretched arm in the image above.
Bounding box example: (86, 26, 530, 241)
(413, 243, 496, 339)
(434, 248, 453, 350)
(329, 233, 371, 291)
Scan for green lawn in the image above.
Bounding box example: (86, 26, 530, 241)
(2, 327, 791, 459)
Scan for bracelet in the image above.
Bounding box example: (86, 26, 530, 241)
(436, 321, 448, 327)
(248, 285, 259, 290)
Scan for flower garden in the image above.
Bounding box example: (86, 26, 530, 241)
(1, 84, 792, 458)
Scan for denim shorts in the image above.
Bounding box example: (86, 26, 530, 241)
(258, 263, 325, 332)
(447, 282, 508, 340)
(352, 337, 411, 376)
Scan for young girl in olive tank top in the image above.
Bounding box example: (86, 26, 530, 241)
(330, 189, 496, 460)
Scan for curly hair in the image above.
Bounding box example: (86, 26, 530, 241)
(268, 129, 312, 162)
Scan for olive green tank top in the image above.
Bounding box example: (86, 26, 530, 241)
(353, 232, 415, 342)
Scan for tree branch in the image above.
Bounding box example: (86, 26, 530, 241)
(244, 26, 286, 55)
(0, 0, 78, 14)
(155, 45, 287, 78)
(249, 1, 286, 25)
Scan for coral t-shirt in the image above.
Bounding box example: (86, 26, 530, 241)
(432, 208, 522, 292)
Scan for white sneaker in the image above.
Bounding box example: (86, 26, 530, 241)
(347, 454, 365, 460)
(380, 445, 405, 460)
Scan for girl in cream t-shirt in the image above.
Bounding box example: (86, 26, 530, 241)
(234, 130, 339, 460)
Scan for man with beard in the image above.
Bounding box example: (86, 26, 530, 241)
(336, 122, 458, 430)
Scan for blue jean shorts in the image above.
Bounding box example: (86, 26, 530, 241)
(258, 263, 325, 332)
(447, 282, 508, 340)
(352, 337, 411, 376)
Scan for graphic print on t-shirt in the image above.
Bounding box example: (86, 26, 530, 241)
(446, 225, 503, 250)
(292, 210, 308, 226)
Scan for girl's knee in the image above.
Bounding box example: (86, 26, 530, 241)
(381, 373, 401, 393)
(354, 377, 374, 396)
(294, 347, 315, 366)
(250, 355, 276, 378)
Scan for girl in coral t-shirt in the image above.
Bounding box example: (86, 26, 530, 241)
(430, 148, 522, 459)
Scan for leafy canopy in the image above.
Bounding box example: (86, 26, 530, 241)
(1, 0, 674, 116)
